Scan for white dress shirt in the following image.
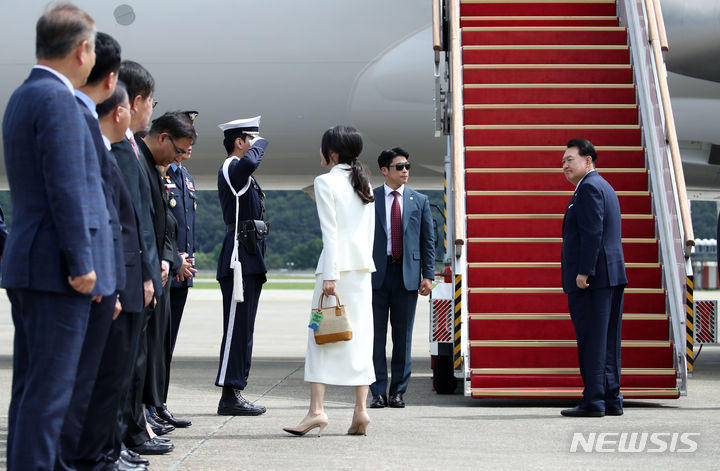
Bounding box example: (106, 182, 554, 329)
(384, 183, 405, 255)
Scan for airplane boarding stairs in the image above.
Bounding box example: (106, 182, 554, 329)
(442, 0, 687, 399)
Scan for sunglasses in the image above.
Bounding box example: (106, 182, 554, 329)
(390, 162, 411, 171)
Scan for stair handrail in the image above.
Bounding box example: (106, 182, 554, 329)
(618, 0, 688, 394)
(645, 0, 695, 255)
(651, 0, 669, 50)
(449, 0, 466, 256)
(432, 0, 442, 51)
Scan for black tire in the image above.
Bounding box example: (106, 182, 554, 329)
(432, 354, 458, 394)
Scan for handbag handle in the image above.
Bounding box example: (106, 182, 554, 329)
(318, 293, 343, 316)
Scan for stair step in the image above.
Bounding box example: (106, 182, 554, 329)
(470, 369, 677, 388)
(465, 84, 636, 104)
(466, 190, 650, 214)
(467, 214, 655, 238)
(463, 26, 627, 46)
(469, 313, 670, 341)
(467, 288, 665, 314)
(467, 238, 658, 263)
(465, 124, 640, 146)
(461, 1, 618, 17)
(469, 387, 680, 399)
(469, 339, 673, 368)
(464, 64, 633, 85)
(466, 168, 646, 191)
(467, 262, 661, 288)
(461, 15, 620, 27)
(464, 45, 630, 64)
(466, 146, 645, 168)
(465, 104, 638, 124)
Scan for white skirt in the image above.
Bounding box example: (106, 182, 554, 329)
(304, 270, 375, 386)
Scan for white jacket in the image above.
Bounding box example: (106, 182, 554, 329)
(314, 163, 375, 279)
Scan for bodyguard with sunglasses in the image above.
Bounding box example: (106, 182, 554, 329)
(370, 147, 435, 409)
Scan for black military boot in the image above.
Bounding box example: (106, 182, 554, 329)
(217, 386, 266, 416)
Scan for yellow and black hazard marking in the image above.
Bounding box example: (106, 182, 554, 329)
(686, 275, 694, 372)
(453, 274, 462, 370)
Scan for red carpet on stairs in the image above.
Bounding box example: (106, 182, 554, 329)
(460, 0, 678, 399)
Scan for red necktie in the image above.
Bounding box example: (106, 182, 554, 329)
(391, 190, 403, 259)
(129, 134, 139, 159)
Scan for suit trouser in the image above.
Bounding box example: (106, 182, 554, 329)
(370, 262, 419, 396)
(72, 310, 142, 469)
(144, 283, 171, 406)
(6, 289, 92, 471)
(163, 286, 189, 402)
(215, 274, 263, 390)
(123, 305, 153, 448)
(55, 296, 116, 471)
(568, 285, 625, 411)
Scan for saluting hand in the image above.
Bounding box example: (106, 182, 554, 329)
(68, 270, 97, 294)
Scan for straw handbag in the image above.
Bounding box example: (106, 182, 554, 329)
(308, 293, 353, 344)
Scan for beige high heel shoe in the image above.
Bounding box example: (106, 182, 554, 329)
(347, 411, 370, 436)
(283, 413, 329, 437)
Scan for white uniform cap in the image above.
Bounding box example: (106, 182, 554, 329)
(218, 116, 261, 136)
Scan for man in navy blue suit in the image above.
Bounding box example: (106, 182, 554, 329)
(370, 147, 435, 409)
(560, 138, 628, 418)
(1, 5, 116, 470)
(57, 31, 127, 471)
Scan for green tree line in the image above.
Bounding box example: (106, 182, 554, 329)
(0, 189, 460, 271)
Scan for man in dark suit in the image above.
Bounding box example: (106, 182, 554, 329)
(215, 117, 269, 416)
(114, 61, 175, 456)
(560, 138, 627, 418)
(1, 5, 115, 470)
(370, 147, 435, 409)
(159, 110, 199, 428)
(137, 112, 194, 427)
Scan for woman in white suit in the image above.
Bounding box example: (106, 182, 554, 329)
(283, 125, 376, 437)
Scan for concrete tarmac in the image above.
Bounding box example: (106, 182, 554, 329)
(1, 287, 719, 470)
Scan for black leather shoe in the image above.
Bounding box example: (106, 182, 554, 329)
(157, 405, 192, 427)
(120, 448, 149, 466)
(117, 454, 148, 471)
(370, 394, 387, 408)
(153, 435, 171, 442)
(561, 407, 605, 417)
(388, 393, 405, 408)
(129, 437, 174, 455)
(217, 387, 267, 416)
(146, 410, 175, 435)
(606, 408, 624, 416)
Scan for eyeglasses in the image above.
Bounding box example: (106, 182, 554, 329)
(152, 98, 158, 109)
(167, 135, 188, 156)
(390, 162, 411, 171)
